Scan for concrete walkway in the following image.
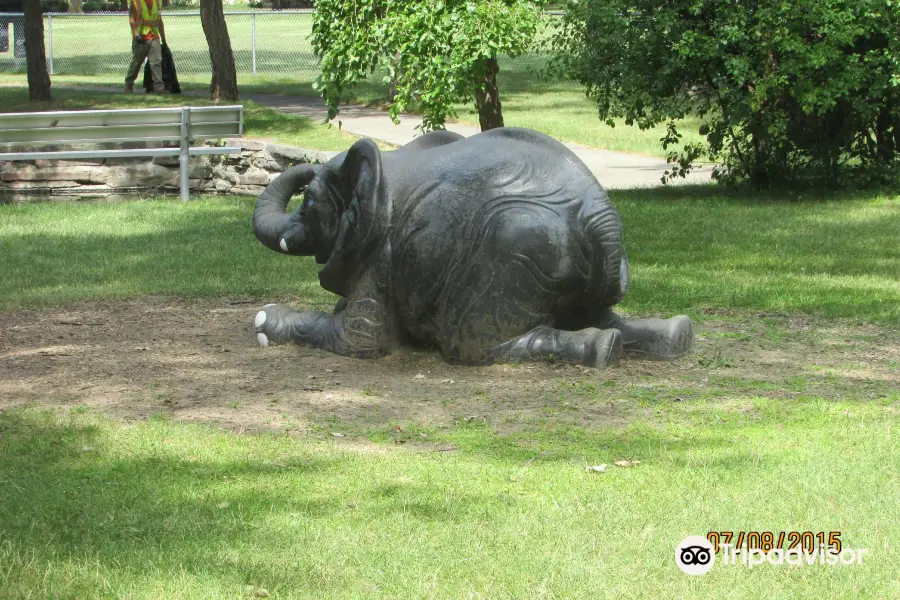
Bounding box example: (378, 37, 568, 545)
(15, 84, 713, 189)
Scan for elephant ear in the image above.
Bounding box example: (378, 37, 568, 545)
(318, 138, 389, 296)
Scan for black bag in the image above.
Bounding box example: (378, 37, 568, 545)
(143, 43, 182, 94)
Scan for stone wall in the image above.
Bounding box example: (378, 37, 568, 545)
(0, 139, 339, 200)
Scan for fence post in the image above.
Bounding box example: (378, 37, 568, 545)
(46, 14, 53, 74)
(179, 107, 190, 202)
(251, 12, 257, 75)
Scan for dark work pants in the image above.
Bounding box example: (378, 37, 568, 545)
(125, 37, 164, 92)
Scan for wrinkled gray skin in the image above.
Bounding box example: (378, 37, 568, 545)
(252, 127, 693, 368)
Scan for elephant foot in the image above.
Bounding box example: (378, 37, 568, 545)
(254, 304, 295, 347)
(254, 303, 334, 348)
(618, 314, 694, 360)
(489, 326, 623, 369)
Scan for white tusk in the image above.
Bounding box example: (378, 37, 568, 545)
(257, 333, 269, 347)
(279, 238, 289, 252)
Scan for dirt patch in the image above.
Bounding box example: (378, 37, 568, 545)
(1, 297, 897, 436)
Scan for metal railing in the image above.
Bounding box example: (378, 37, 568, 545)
(0, 104, 244, 202)
(0, 10, 551, 80)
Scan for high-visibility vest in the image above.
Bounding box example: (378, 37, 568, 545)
(133, 0, 160, 38)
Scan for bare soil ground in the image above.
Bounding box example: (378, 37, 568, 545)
(1, 297, 897, 438)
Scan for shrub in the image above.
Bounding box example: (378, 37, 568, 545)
(552, 0, 900, 187)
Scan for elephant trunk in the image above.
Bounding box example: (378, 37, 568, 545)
(252, 164, 320, 254)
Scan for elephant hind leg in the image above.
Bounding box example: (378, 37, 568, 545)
(615, 314, 694, 360)
(557, 306, 694, 361)
(448, 325, 623, 368)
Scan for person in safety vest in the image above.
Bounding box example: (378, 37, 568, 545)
(124, 0, 166, 93)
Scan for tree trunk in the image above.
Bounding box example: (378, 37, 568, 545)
(875, 102, 896, 163)
(23, 0, 51, 102)
(200, 0, 238, 102)
(474, 55, 504, 131)
(68, 0, 83, 13)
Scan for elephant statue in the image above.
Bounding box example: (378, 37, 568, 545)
(251, 127, 693, 368)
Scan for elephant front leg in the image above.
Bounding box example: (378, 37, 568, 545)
(487, 326, 623, 369)
(254, 298, 390, 358)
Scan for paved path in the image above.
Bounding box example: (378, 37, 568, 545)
(15, 84, 713, 189)
(244, 92, 713, 189)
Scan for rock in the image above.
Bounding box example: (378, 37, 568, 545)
(92, 163, 179, 187)
(212, 165, 241, 185)
(266, 146, 306, 162)
(188, 165, 212, 180)
(3, 180, 81, 189)
(102, 157, 149, 167)
(153, 155, 211, 172)
(220, 138, 266, 151)
(266, 143, 335, 165)
(1, 163, 95, 183)
(34, 158, 104, 167)
(253, 153, 282, 171)
(239, 167, 270, 186)
(0, 140, 336, 199)
(230, 185, 264, 196)
(189, 178, 217, 192)
(151, 155, 181, 168)
(56, 184, 114, 195)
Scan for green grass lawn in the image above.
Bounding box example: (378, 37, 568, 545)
(1, 189, 897, 323)
(1, 398, 896, 599)
(1, 157, 898, 595)
(0, 86, 362, 151)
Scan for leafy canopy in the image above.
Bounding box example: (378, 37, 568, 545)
(552, 0, 900, 187)
(312, 0, 544, 131)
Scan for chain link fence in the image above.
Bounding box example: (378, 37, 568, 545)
(0, 10, 322, 78)
(0, 10, 551, 81)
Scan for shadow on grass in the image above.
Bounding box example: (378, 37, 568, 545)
(0, 197, 336, 310)
(0, 409, 453, 594)
(606, 188, 900, 323)
(0, 406, 751, 594)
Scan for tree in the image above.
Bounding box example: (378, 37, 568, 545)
(200, 0, 238, 102)
(23, 0, 51, 102)
(552, 0, 900, 187)
(68, 0, 83, 13)
(312, 0, 545, 132)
